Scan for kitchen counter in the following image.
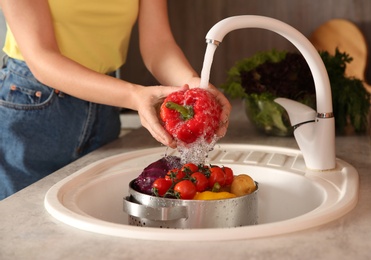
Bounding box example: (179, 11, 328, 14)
(1, 101, 370, 260)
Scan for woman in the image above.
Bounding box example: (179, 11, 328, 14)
(0, 0, 231, 199)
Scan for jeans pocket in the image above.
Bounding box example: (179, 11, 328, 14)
(0, 69, 55, 110)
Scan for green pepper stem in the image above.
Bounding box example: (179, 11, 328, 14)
(165, 101, 194, 120)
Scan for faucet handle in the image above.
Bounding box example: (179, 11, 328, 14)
(275, 98, 316, 126)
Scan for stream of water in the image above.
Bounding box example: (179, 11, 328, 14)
(199, 43, 218, 88)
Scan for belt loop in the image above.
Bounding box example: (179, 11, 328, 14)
(2, 55, 9, 69)
(54, 89, 65, 97)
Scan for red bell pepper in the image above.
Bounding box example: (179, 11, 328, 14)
(160, 88, 222, 144)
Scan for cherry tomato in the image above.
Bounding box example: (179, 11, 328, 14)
(222, 166, 234, 186)
(209, 166, 226, 189)
(165, 168, 186, 183)
(191, 172, 209, 192)
(181, 163, 199, 174)
(199, 165, 211, 178)
(152, 178, 172, 196)
(174, 180, 197, 199)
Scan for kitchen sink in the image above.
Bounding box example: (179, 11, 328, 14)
(44, 144, 358, 241)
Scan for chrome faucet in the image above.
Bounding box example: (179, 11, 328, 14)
(203, 15, 336, 170)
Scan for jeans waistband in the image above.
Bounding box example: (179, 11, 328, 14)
(3, 55, 66, 96)
(3, 55, 118, 96)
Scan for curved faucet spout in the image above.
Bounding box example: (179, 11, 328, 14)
(205, 15, 332, 113)
(203, 15, 336, 170)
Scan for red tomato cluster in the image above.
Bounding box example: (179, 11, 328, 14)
(151, 163, 234, 200)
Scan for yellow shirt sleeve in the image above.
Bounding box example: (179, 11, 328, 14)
(3, 0, 139, 74)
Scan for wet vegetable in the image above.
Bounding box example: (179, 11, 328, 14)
(190, 172, 209, 192)
(230, 174, 256, 196)
(133, 156, 181, 195)
(174, 180, 197, 200)
(193, 191, 236, 200)
(160, 88, 222, 144)
(134, 158, 257, 200)
(152, 178, 173, 197)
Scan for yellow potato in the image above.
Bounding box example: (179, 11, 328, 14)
(230, 174, 256, 196)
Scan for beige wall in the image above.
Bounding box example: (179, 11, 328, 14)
(121, 0, 371, 87)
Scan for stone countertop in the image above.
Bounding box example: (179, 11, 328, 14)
(0, 101, 370, 260)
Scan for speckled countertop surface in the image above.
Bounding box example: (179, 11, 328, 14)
(0, 101, 370, 260)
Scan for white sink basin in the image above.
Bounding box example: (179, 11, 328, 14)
(44, 144, 358, 241)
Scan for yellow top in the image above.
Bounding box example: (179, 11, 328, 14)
(3, 0, 139, 74)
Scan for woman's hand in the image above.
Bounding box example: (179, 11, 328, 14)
(132, 79, 231, 149)
(204, 85, 231, 138)
(132, 81, 230, 149)
(130, 84, 189, 149)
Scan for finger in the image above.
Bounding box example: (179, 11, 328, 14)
(181, 84, 190, 90)
(152, 123, 176, 148)
(139, 110, 177, 148)
(216, 115, 229, 137)
(218, 108, 231, 137)
(194, 85, 231, 137)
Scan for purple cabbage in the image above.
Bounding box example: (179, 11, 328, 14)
(133, 156, 181, 194)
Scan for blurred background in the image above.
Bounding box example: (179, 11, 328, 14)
(121, 0, 371, 88)
(0, 0, 369, 88)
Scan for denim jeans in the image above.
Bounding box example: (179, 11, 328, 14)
(0, 57, 121, 200)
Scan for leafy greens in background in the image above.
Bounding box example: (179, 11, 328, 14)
(221, 49, 370, 134)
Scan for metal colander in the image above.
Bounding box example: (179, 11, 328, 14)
(123, 180, 258, 229)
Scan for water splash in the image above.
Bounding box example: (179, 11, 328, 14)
(177, 136, 219, 165)
(169, 43, 219, 164)
(199, 44, 218, 89)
